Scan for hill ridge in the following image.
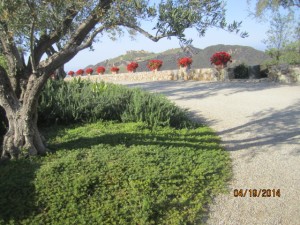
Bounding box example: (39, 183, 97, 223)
(84, 44, 269, 72)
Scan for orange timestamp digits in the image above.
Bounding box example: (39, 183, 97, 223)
(233, 189, 281, 197)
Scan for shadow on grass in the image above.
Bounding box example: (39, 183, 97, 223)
(0, 159, 40, 223)
(48, 128, 221, 153)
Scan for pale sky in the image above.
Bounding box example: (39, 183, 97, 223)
(64, 1, 274, 71)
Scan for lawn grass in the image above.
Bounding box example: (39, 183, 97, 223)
(0, 121, 231, 225)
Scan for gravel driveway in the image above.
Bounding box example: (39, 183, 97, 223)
(114, 80, 300, 225)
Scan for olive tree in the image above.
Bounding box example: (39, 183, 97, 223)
(0, 0, 247, 159)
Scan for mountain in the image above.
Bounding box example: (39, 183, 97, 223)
(85, 44, 270, 72)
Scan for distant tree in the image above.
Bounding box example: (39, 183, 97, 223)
(279, 41, 300, 64)
(248, 0, 299, 65)
(0, 0, 247, 159)
(263, 11, 298, 64)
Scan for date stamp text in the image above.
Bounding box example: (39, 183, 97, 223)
(233, 189, 281, 197)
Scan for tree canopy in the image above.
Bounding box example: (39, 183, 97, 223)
(263, 11, 299, 64)
(0, 0, 248, 159)
(248, 0, 299, 65)
(0, 0, 247, 78)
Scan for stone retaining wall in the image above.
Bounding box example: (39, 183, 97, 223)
(64, 68, 220, 82)
(64, 65, 300, 83)
(267, 64, 300, 84)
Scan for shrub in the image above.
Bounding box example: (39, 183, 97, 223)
(178, 57, 193, 67)
(147, 59, 163, 71)
(210, 52, 232, 66)
(234, 63, 249, 79)
(75, 69, 84, 76)
(110, 67, 120, 73)
(38, 79, 193, 129)
(121, 89, 193, 128)
(85, 68, 93, 75)
(67, 71, 74, 76)
(38, 79, 131, 125)
(96, 66, 106, 74)
(127, 62, 139, 72)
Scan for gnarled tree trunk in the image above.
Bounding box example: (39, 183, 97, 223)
(2, 104, 47, 159)
(0, 66, 48, 159)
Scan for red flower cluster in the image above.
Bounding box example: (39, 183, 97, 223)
(210, 52, 232, 66)
(76, 69, 84, 76)
(96, 66, 106, 74)
(68, 71, 75, 76)
(85, 68, 93, 74)
(178, 57, 193, 67)
(147, 59, 163, 71)
(110, 67, 120, 73)
(127, 62, 139, 72)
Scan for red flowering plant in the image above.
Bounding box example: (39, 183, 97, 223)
(96, 66, 106, 74)
(210, 52, 232, 66)
(178, 57, 193, 67)
(147, 59, 163, 71)
(76, 69, 84, 76)
(127, 62, 139, 72)
(85, 68, 93, 75)
(68, 71, 75, 77)
(110, 67, 120, 73)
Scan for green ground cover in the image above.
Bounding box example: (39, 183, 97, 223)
(0, 121, 231, 224)
(0, 79, 231, 224)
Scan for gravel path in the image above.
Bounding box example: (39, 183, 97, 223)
(114, 80, 300, 225)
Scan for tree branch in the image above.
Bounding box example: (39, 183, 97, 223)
(117, 21, 178, 42)
(39, 24, 106, 75)
(286, 0, 300, 8)
(20, 1, 113, 116)
(29, 20, 37, 74)
(75, 25, 108, 51)
(39, 1, 113, 73)
(0, 23, 24, 75)
(34, 0, 113, 63)
(0, 22, 26, 95)
(63, 0, 114, 49)
(0, 66, 20, 113)
(33, 5, 79, 63)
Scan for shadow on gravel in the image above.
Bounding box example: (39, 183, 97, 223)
(123, 80, 284, 101)
(123, 80, 299, 158)
(219, 100, 300, 156)
(187, 109, 219, 127)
